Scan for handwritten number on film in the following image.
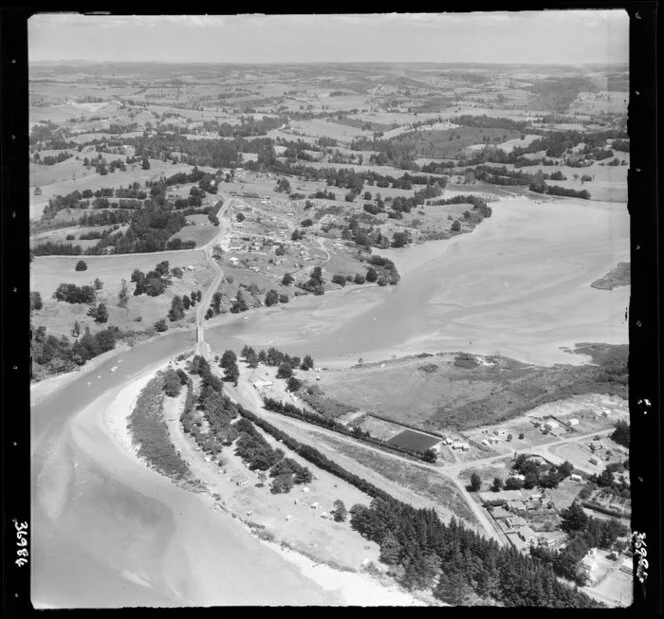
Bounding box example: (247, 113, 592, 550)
(14, 520, 29, 566)
(632, 531, 648, 584)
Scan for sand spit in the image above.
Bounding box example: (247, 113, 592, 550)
(92, 364, 425, 606)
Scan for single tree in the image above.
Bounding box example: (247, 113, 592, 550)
(264, 289, 279, 307)
(491, 477, 504, 492)
(281, 272, 295, 286)
(75, 260, 88, 272)
(211, 291, 223, 315)
(163, 370, 182, 397)
(300, 354, 314, 371)
(168, 295, 185, 321)
(333, 499, 347, 522)
(154, 318, 168, 332)
(220, 349, 238, 370)
(131, 269, 144, 283)
(310, 265, 323, 284)
(423, 449, 437, 463)
(560, 501, 589, 534)
(276, 362, 293, 379)
(224, 363, 240, 386)
(94, 303, 108, 323)
(331, 274, 346, 287)
(287, 376, 302, 392)
(469, 472, 482, 492)
(118, 279, 129, 308)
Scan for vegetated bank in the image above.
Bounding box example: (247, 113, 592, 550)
(304, 345, 628, 433)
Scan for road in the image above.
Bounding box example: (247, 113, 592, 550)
(194, 197, 231, 358)
(222, 375, 506, 544)
(292, 237, 332, 279)
(216, 378, 617, 546)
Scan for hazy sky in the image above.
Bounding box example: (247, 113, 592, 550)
(29, 11, 629, 65)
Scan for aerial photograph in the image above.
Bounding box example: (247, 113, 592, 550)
(29, 11, 631, 608)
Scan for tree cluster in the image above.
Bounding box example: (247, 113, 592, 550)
(31, 323, 116, 375)
(53, 283, 96, 304)
(349, 498, 602, 606)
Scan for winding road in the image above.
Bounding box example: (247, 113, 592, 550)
(194, 196, 231, 358)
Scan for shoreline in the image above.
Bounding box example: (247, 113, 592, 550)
(101, 361, 426, 606)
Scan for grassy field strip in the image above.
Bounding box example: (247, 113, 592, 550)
(246, 403, 482, 530)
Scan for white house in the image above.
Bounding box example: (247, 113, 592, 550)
(543, 420, 559, 431)
(570, 474, 582, 482)
(569, 418, 580, 426)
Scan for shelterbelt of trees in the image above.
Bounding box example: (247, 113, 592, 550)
(262, 396, 438, 463)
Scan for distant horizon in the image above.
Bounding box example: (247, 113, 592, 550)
(29, 11, 629, 65)
(31, 59, 629, 67)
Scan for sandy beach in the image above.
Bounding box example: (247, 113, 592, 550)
(62, 362, 425, 606)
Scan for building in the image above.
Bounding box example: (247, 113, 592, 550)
(518, 527, 538, 544)
(569, 418, 580, 426)
(505, 531, 529, 552)
(570, 473, 583, 482)
(507, 500, 527, 512)
(505, 516, 527, 529)
(543, 420, 559, 432)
